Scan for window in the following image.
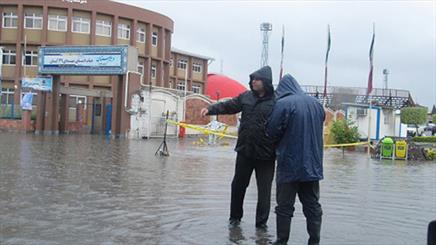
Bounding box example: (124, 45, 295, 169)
(193, 62, 202, 73)
(2, 50, 16, 65)
(383, 110, 391, 125)
(192, 84, 201, 94)
(1, 88, 15, 105)
(151, 64, 157, 79)
(137, 27, 145, 43)
(152, 31, 158, 46)
(176, 81, 185, 91)
(356, 108, 367, 117)
(177, 59, 188, 70)
(69, 95, 87, 109)
(96, 20, 111, 37)
(137, 62, 144, 75)
(24, 13, 43, 29)
(2, 12, 18, 28)
(22, 50, 38, 66)
(3, 12, 18, 28)
(72, 17, 90, 34)
(118, 23, 130, 40)
(48, 15, 67, 31)
(169, 58, 173, 67)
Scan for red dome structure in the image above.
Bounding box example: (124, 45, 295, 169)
(206, 74, 248, 100)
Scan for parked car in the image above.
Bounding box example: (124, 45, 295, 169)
(407, 124, 426, 136)
(424, 123, 436, 136)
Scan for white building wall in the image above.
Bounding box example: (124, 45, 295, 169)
(348, 107, 379, 140)
(394, 111, 407, 137)
(347, 106, 407, 140)
(129, 89, 183, 139)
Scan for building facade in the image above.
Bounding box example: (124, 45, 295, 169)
(169, 48, 211, 95)
(0, 0, 210, 134)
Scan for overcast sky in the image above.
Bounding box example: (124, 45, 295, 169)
(118, 0, 435, 108)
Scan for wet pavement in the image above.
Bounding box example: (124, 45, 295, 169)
(0, 132, 435, 245)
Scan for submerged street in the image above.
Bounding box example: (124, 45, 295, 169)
(0, 133, 435, 245)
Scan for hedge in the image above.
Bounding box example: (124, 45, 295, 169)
(413, 136, 436, 143)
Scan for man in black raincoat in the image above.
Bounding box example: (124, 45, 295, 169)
(266, 74, 325, 245)
(200, 66, 276, 229)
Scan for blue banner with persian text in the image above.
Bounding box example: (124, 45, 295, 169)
(38, 46, 128, 75)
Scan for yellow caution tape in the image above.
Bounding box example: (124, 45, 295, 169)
(168, 120, 372, 148)
(167, 120, 238, 139)
(324, 142, 369, 148)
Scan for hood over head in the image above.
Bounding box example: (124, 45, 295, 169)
(275, 74, 304, 99)
(249, 66, 274, 97)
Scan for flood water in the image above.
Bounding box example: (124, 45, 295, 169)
(0, 132, 435, 245)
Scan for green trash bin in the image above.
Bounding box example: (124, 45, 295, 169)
(381, 137, 394, 158)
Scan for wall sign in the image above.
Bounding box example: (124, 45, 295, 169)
(38, 46, 129, 75)
(22, 76, 53, 91)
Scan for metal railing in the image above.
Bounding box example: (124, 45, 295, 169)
(301, 85, 410, 98)
(0, 104, 22, 119)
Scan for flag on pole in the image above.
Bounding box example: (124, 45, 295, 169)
(323, 25, 331, 99)
(367, 24, 375, 95)
(279, 25, 285, 80)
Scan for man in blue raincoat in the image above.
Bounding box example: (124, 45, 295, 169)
(266, 74, 325, 245)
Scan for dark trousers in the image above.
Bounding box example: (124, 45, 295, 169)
(230, 153, 275, 226)
(275, 181, 322, 245)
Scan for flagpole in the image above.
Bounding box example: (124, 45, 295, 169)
(367, 95, 372, 155)
(323, 25, 331, 108)
(279, 25, 285, 83)
(367, 23, 375, 155)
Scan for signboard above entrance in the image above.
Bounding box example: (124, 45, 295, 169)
(38, 45, 137, 75)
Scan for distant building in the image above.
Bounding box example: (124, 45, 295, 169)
(343, 103, 407, 140)
(169, 48, 212, 95)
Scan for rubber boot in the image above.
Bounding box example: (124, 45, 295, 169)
(307, 218, 321, 245)
(272, 216, 290, 245)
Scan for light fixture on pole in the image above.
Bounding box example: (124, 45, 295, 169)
(182, 64, 188, 121)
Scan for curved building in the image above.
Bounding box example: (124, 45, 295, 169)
(1, 0, 172, 99)
(0, 0, 211, 135)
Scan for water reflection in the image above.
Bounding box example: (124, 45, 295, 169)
(0, 133, 434, 245)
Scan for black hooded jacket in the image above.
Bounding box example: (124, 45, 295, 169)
(207, 66, 276, 160)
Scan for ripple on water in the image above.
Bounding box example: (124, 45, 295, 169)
(0, 133, 434, 245)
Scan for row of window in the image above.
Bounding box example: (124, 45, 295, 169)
(174, 59, 202, 73)
(2, 12, 157, 45)
(2, 50, 204, 75)
(137, 63, 202, 93)
(137, 62, 157, 79)
(174, 82, 202, 94)
(2, 85, 202, 105)
(2, 50, 38, 66)
(0, 89, 88, 108)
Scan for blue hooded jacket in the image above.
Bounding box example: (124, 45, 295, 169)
(266, 74, 325, 183)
